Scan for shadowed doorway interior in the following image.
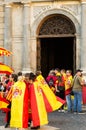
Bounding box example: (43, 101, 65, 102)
(40, 37, 76, 78)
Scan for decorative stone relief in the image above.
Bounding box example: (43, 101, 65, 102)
(61, 4, 81, 16)
(39, 15, 76, 35)
(33, 5, 52, 19)
(33, 4, 80, 21)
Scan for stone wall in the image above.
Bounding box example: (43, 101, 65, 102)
(0, 4, 4, 62)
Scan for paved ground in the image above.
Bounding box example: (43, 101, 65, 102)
(48, 110, 86, 130)
(0, 126, 59, 130)
(1, 106, 86, 130)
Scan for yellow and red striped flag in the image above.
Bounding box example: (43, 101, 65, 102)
(30, 81, 48, 127)
(0, 63, 14, 75)
(10, 81, 29, 128)
(36, 75, 66, 112)
(0, 96, 9, 109)
(0, 47, 12, 56)
(6, 87, 13, 102)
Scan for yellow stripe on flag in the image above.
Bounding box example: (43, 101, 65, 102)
(0, 101, 9, 109)
(42, 84, 63, 110)
(34, 82, 48, 126)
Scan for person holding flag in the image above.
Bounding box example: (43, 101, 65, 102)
(9, 71, 65, 130)
(27, 71, 65, 129)
(10, 74, 29, 130)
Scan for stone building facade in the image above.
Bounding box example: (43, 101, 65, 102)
(0, 0, 86, 77)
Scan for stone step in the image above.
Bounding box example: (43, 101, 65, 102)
(0, 125, 60, 130)
(82, 105, 86, 111)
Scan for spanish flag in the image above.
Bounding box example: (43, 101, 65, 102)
(0, 47, 12, 56)
(65, 75, 73, 95)
(0, 63, 14, 74)
(0, 96, 9, 109)
(6, 87, 13, 102)
(10, 81, 29, 128)
(36, 75, 66, 112)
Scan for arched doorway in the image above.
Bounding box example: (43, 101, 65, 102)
(37, 14, 76, 78)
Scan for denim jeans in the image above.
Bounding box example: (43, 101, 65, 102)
(66, 94, 73, 112)
(73, 91, 82, 112)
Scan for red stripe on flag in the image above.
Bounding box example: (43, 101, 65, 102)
(56, 96, 66, 104)
(42, 91, 53, 112)
(0, 96, 9, 104)
(0, 70, 12, 75)
(22, 85, 29, 128)
(1, 108, 10, 112)
(30, 84, 40, 127)
(65, 88, 72, 95)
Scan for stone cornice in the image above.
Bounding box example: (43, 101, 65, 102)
(5, 4, 12, 7)
(80, 0, 86, 2)
(0, 0, 85, 5)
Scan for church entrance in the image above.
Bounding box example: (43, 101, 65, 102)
(37, 14, 76, 78)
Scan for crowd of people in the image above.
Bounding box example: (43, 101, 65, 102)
(46, 68, 86, 113)
(0, 70, 65, 130)
(0, 68, 86, 130)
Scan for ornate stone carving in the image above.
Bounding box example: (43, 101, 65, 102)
(61, 4, 81, 16)
(39, 15, 76, 35)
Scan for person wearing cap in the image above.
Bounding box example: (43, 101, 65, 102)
(72, 69, 84, 113)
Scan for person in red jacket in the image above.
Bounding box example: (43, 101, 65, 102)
(46, 71, 57, 93)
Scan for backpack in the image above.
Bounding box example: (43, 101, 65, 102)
(48, 77, 54, 86)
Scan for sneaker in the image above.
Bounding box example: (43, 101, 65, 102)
(58, 110, 62, 112)
(61, 109, 65, 112)
(78, 112, 85, 114)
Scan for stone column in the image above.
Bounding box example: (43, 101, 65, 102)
(81, 1, 86, 73)
(4, 4, 12, 66)
(76, 34, 81, 69)
(22, 3, 31, 73)
(30, 37, 37, 73)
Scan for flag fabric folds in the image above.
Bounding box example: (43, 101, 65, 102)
(36, 75, 66, 112)
(0, 63, 14, 74)
(6, 87, 13, 102)
(9, 75, 65, 128)
(0, 47, 13, 74)
(0, 47, 12, 56)
(30, 81, 48, 127)
(10, 81, 29, 128)
(0, 96, 9, 109)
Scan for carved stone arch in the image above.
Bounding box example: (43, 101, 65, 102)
(38, 14, 76, 36)
(31, 9, 80, 37)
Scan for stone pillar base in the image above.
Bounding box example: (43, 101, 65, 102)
(81, 69, 86, 75)
(22, 68, 32, 74)
(81, 69, 86, 81)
